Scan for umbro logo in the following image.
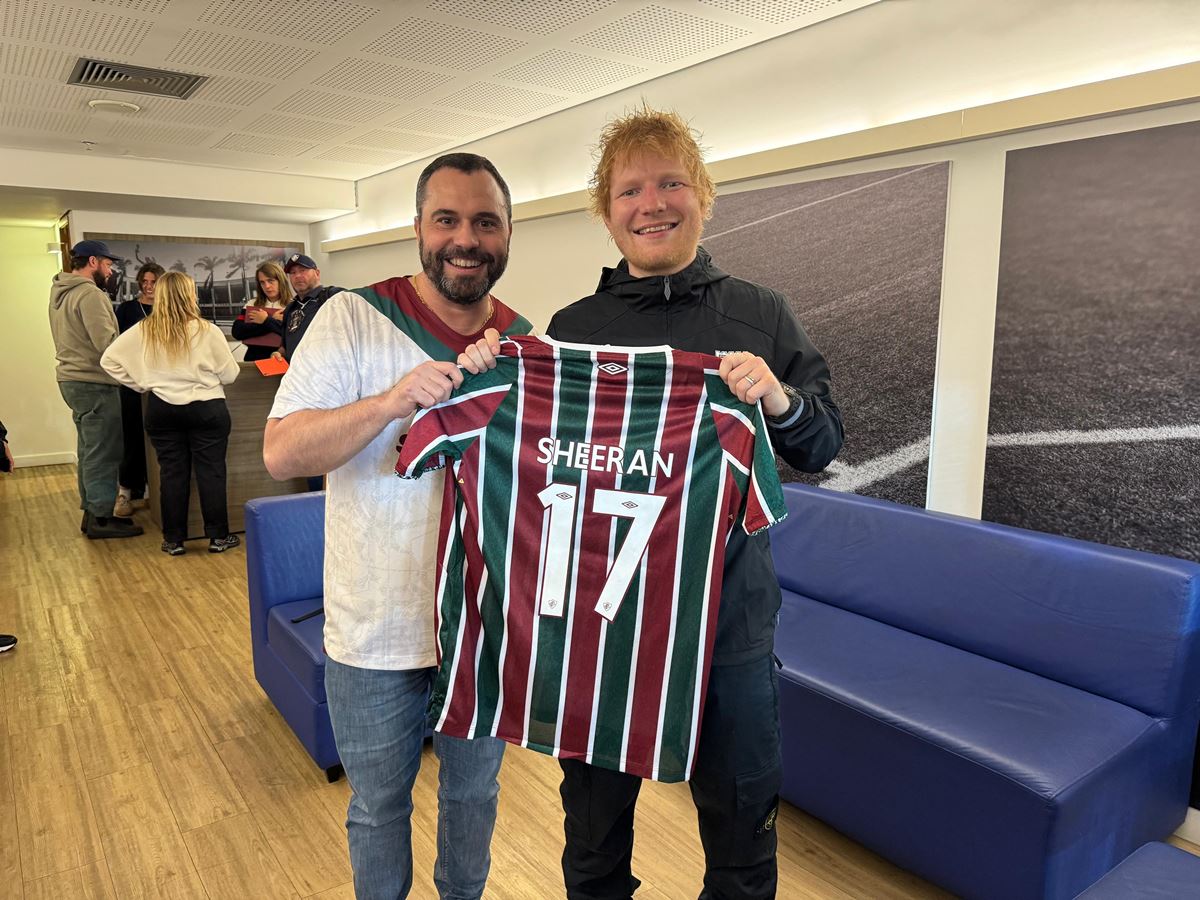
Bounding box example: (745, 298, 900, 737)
(713, 350, 744, 358)
(597, 362, 627, 375)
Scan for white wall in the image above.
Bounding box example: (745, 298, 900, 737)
(1, 223, 78, 466)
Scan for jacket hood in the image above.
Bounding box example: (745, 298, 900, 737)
(594, 246, 729, 309)
(50, 272, 97, 309)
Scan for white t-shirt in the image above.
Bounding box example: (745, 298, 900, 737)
(101, 319, 239, 404)
(268, 281, 531, 670)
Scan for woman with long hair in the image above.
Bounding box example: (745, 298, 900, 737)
(101, 271, 241, 555)
(231, 259, 292, 361)
(111, 261, 165, 516)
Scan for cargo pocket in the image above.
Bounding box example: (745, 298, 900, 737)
(736, 761, 782, 857)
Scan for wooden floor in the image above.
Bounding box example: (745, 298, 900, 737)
(0, 464, 1194, 899)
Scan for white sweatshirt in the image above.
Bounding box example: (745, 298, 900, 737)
(101, 319, 240, 405)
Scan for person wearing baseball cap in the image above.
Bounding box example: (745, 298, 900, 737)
(270, 253, 342, 363)
(48, 240, 143, 539)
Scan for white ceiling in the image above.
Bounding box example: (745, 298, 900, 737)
(0, 0, 880, 182)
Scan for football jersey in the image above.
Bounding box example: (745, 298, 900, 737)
(396, 334, 787, 781)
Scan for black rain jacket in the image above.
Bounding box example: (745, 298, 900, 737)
(546, 247, 843, 664)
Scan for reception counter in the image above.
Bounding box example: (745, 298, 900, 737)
(146, 361, 311, 540)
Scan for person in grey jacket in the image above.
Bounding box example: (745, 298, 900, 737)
(48, 240, 143, 539)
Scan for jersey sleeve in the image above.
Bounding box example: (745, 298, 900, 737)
(395, 363, 514, 479)
(705, 372, 789, 534)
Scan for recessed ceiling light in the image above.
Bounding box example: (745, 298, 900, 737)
(88, 98, 141, 114)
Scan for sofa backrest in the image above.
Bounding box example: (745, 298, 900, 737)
(245, 491, 326, 630)
(770, 485, 1200, 719)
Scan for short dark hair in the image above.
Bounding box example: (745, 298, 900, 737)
(415, 153, 512, 222)
(70, 256, 90, 271)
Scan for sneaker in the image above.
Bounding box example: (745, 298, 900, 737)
(86, 516, 144, 539)
(161, 541, 186, 556)
(0, 634, 16, 653)
(209, 534, 241, 553)
(113, 496, 133, 518)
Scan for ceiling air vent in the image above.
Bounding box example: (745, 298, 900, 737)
(68, 58, 207, 100)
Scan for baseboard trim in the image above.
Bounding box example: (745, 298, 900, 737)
(1176, 807, 1200, 844)
(14, 452, 76, 467)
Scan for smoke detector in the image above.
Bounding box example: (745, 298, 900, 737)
(88, 98, 141, 114)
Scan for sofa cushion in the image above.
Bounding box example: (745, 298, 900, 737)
(1075, 841, 1200, 898)
(776, 590, 1156, 795)
(770, 484, 1200, 719)
(267, 599, 327, 703)
(775, 591, 1187, 899)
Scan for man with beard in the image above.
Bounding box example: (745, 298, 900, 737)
(263, 153, 531, 900)
(49, 240, 144, 539)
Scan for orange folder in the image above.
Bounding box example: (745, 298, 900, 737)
(255, 356, 289, 376)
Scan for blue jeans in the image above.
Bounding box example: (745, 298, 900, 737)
(325, 658, 506, 900)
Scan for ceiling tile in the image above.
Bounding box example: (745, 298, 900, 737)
(312, 58, 448, 101)
(0, 107, 93, 134)
(166, 28, 300, 78)
(274, 88, 395, 122)
(699, 0, 846, 24)
(425, 0, 616, 35)
(199, 0, 380, 43)
(214, 132, 315, 156)
(244, 112, 346, 142)
(0, 41, 75, 79)
(190, 75, 274, 107)
(437, 82, 562, 116)
(363, 17, 525, 70)
(106, 120, 213, 145)
(350, 129, 444, 152)
(495, 49, 644, 93)
(385, 107, 507, 137)
(314, 145, 407, 166)
(573, 4, 751, 62)
(91, 0, 173, 13)
(0, 1, 153, 58)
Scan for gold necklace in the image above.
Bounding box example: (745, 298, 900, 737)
(411, 273, 494, 325)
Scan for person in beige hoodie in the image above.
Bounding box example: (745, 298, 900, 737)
(49, 240, 143, 539)
(102, 271, 241, 556)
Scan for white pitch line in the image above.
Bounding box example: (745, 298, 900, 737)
(704, 162, 943, 243)
(820, 437, 930, 493)
(818, 424, 1200, 494)
(987, 424, 1200, 447)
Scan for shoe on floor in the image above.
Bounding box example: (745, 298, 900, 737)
(0, 634, 16, 653)
(113, 496, 133, 518)
(161, 541, 186, 556)
(86, 516, 144, 539)
(80, 510, 89, 533)
(209, 534, 241, 553)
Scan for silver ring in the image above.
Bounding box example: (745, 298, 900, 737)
(744, 375, 756, 387)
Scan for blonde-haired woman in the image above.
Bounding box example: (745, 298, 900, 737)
(231, 260, 292, 361)
(101, 272, 241, 555)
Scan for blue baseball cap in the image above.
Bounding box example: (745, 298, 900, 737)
(70, 239, 123, 262)
(284, 252, 318, 272)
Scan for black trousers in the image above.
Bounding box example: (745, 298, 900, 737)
(144, 394, 231, 543)
(118, 385, 147, 498)
(560, 653, 782, 900)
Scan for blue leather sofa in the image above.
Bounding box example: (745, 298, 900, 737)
(245, 492, 341, 780)
(1074, 841, 1200, 898)
(770, 484, 1200, 900)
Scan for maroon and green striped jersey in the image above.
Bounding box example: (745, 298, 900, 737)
(396, 334, 787, 782)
